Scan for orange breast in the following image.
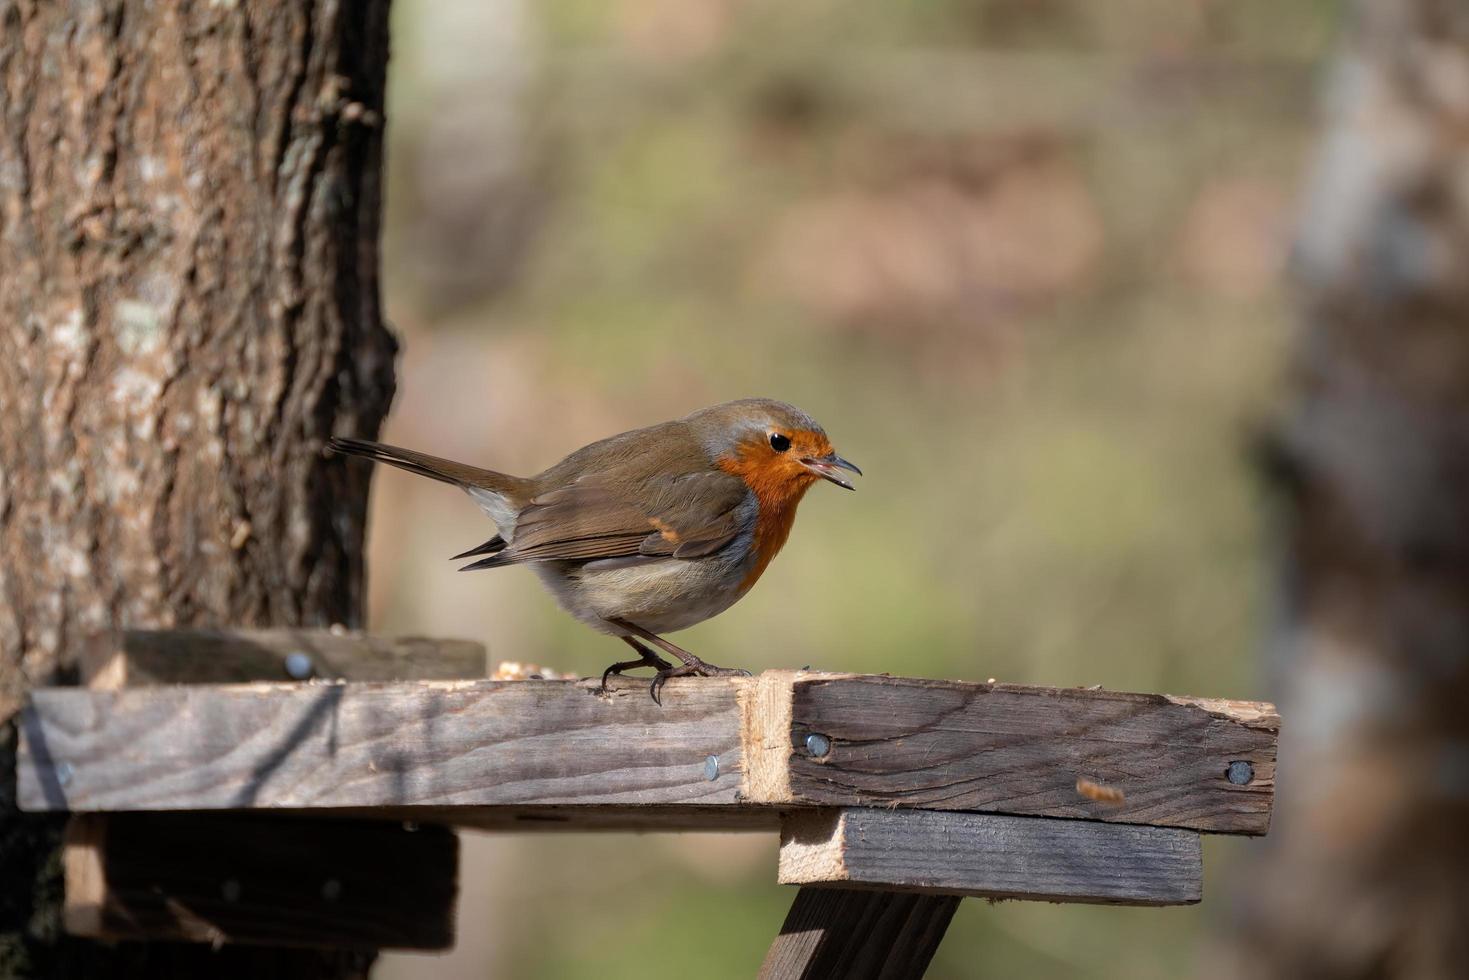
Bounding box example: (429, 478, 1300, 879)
(718, 443, 818, 592)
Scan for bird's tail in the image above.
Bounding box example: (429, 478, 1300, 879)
(327, 437, 533, 503)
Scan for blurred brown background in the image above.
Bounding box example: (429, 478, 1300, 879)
(369, 1, 1337, 976)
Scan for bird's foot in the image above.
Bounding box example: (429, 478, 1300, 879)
(599, 649, 674, 693)
(649, 658, 751, 706)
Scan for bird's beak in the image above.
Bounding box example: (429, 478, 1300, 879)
(800, 452, 862, 490)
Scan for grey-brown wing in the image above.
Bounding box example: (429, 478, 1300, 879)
(459, 470, 749, 569)
(636, 471, 751, 559)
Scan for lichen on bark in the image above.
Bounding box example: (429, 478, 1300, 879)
(0, 1, 396, 974)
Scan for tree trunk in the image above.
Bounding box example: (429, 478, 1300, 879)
(0, 1, 396, 975)
(1231, 1, 1469, 977)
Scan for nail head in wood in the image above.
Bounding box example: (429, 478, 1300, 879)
(1227, 760, 1254, 785)
(78, 627, 488, 687)
(284, 651, 315, 680)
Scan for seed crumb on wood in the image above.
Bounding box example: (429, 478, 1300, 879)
(492, 661, 570, 680)
(1076, 777, 1126, 804)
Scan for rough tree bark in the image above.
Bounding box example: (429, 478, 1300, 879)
(0, 2, 396, 976)
(1230, 1, 1469, 977)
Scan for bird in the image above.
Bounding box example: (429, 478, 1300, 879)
(328, 398, 860, 702)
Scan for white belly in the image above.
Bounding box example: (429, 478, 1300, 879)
(532, 555, 751, 635)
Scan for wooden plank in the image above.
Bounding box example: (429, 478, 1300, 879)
(19, 678, 744, 813)
(64, 813, 457, 950)
(79, 628, 487, 686)
(768, 674, 1279, 835)
(16, 672, 1277, 834)
(778, 809, 1201, 906)
(759, 888, 959, 980)
(63, 628, 475, 950)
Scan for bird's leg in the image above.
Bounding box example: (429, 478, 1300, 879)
(609, 619, 747, 674)
(599, 637, 673, 692)
(607, 619, 750, 705)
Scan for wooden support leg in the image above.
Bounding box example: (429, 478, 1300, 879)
(760, 808, 1203, 979)
(759, 887, 960, 980)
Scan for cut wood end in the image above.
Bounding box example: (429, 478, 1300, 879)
(738, 671, 800, 803)
(738, 668, 859, 801)
(778, 810, 849, 885)
(1164, 694, 1281, 729)
(63, 815, 107, 935)
(86, 652, 129, 691)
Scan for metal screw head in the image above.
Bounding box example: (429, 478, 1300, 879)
(704, 755, 720, 781)
(284, 651, 315, 680)
(806, 733, 832, 759)
(221, 879, 242, 903)
(54, 762, 74, 787)
(322, 878, 343, 902)
(1226, 761, 1255, 785)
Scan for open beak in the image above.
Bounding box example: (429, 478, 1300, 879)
(800, 452, 862, 491)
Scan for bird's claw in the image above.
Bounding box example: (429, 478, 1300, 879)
(599, 653, 674, 693)
(649, 660, 750, 705)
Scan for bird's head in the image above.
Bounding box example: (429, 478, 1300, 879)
(689, 399, 861, 502)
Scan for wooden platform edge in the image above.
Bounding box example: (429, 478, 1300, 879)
(79, 627, 488, 687)
(773, 673, 1278, 835)
(778, 808, 1202, 906)
(59, 627, 480, 950)
(17, 669, 1278, 835)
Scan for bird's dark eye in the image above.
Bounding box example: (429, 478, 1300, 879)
(769, 433, 791, 452)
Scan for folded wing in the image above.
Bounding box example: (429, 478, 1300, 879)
(459, 470, 749, 570)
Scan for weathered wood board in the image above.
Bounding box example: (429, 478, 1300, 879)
(57, 626, 483, 950)
(759, 887, 960, 980)
(20, 678, 744, 812)
(779, 808, 1202, 905)
(17, 671, 1278, 835)
(65, 813, 457, 950)
(778, 675, 1278, 835)
(79, 628, 487, 686)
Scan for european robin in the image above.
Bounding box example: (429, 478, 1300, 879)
(329, 398, 859, 702)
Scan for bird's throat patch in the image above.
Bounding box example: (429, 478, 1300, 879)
(717, 436, 819, 591)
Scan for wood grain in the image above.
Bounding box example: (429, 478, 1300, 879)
(64, 813, 456, 950)
(782, 676, 1278, 834)
(779, 808, 1201, 905)
(19, 678, 743, 813)
(759, 887, 959, 980)
(79, 628, 487, 687)
(17, 672, 1277, 836)
(62, 627, 474, 951)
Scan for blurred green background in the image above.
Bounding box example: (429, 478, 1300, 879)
(370, 1, 1335, 976)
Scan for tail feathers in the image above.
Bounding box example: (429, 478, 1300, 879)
(450, 535, 507, 561)
(328, 437, 531, 500)
(459, 552, 513, 572)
